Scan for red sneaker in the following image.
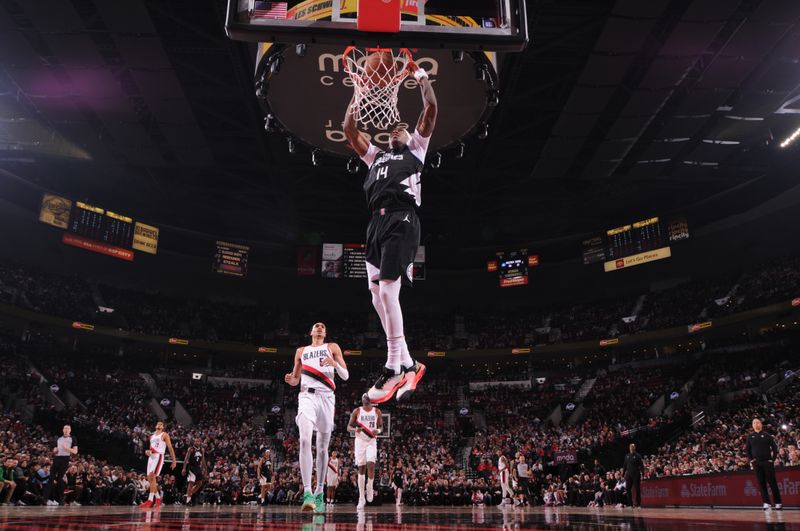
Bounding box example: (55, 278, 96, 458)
(139, 500, 153, 509)
(154, 498, 162, 508)
(396, 361, 426, 401)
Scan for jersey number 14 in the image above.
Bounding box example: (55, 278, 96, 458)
(376, 166, 388, 180)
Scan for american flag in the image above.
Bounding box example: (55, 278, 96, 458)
(252, 1, 287, 19)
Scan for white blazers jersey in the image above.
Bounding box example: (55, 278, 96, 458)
(150, 432, 166, 455)
(300, 343, 336, 392)
(354, 407, 379, 441)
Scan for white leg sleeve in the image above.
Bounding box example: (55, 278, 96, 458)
(314, 430, 331, 495)
(379, 278, 404, 373)
(297, 414, 314, 493)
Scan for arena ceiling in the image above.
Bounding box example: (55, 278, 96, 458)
(2, 0, 800, 254)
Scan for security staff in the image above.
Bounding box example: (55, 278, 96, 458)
(746, 418, 782, 510)
(623, 443, 644, 508)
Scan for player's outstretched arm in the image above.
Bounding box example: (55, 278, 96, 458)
(410, 64, 437, 137)
(284, 348, 303, 386)
(343, 94, 371, 157)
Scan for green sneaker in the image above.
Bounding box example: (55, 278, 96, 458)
(314, 493, 325, 513)
(301, 491, 316, 512)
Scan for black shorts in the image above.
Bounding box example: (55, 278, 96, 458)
(366, 209, 420, 287)
(188, 466, 205, 481)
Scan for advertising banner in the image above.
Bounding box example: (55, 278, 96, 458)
(642, 468, 800, 507)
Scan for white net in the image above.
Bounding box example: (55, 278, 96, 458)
(343, 47, 412, 131)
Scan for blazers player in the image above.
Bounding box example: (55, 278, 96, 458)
(326, 451, 340, 505)
(285, 322, 349, 513)
(140, 421, 177, 509)
(348, 393, 383, 509)
(497, 450, 513, 506)
(343, 61, 437, 404)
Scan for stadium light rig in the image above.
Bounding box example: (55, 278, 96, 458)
(780, 126, 800, 148)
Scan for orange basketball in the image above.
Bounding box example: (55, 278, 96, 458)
(364, 51, 396, 87)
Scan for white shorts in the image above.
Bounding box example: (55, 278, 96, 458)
(326, 469, 339, 487)
(354, 436, 377, 466)
(259, 476, 270, 486)
(296, 389, 335, 433)
(146, 453, 165, 476)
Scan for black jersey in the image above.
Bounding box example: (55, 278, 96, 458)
(360, 131, 430, 212)
(392, 470, 404, 489)
(260, 459, 272, 478)
(188, 448, 203, 468)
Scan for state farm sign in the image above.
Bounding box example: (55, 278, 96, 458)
(642, 468, 800, 507)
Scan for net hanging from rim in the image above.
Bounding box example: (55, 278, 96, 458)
(343, 47, 413, 131)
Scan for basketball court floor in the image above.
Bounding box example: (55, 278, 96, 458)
(0, 505, 796, 530)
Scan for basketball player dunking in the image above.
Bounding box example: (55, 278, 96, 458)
(343, 61, 438, 404)
(256, 449, 273, 506)
(326, 451, 339, 505)
(140, 421, 177, 509)
(284, 322, 349, 513)
(348, 393, 383, 509)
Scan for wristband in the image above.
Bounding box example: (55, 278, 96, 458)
(413, 68, 428, 82)
(335, 364, 349, 381)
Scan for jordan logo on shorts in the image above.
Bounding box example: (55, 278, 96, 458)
(402, 214, 410, 223)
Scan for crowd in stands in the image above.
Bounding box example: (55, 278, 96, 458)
(1, 326, 799, 507)
(1, 255, 799, 350)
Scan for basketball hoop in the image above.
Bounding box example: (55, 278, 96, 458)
(343, 47, 413, 131)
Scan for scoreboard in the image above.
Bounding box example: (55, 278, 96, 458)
(69, 202, 134, 248)
(40, 194, 159, 261)
(214, 241, 250, 277)
(582, 216, 690, 269)
(321, 243, 425, 280)
(606, 217, 663, 260)
(488, 249, 539, 287)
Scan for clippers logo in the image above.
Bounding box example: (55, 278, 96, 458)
(744, 480, 758, 497)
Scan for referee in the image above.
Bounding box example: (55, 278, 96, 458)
(746, 418, 782, 510)
(49, 424, 78, 505)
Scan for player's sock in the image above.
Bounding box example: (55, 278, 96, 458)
(380, 278, 404, 373)
(148, 493, 155, 502)
(297, 414, 314, 492)
(155, 492, 161, 499)
(314, 431, 331, 496)
(400, 341, 413, 369)
(358, 474, 366, 499)
(366, 477, 374, 499)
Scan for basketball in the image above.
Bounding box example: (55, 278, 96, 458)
(364, 51, 396, 87)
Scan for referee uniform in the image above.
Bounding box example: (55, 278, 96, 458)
(50, 427, 77, 505)
(746, 421, 782, 509)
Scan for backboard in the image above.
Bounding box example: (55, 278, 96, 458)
(226, 0, 528, 52)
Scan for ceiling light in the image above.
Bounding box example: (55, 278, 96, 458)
(780, 126, 800, 148)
